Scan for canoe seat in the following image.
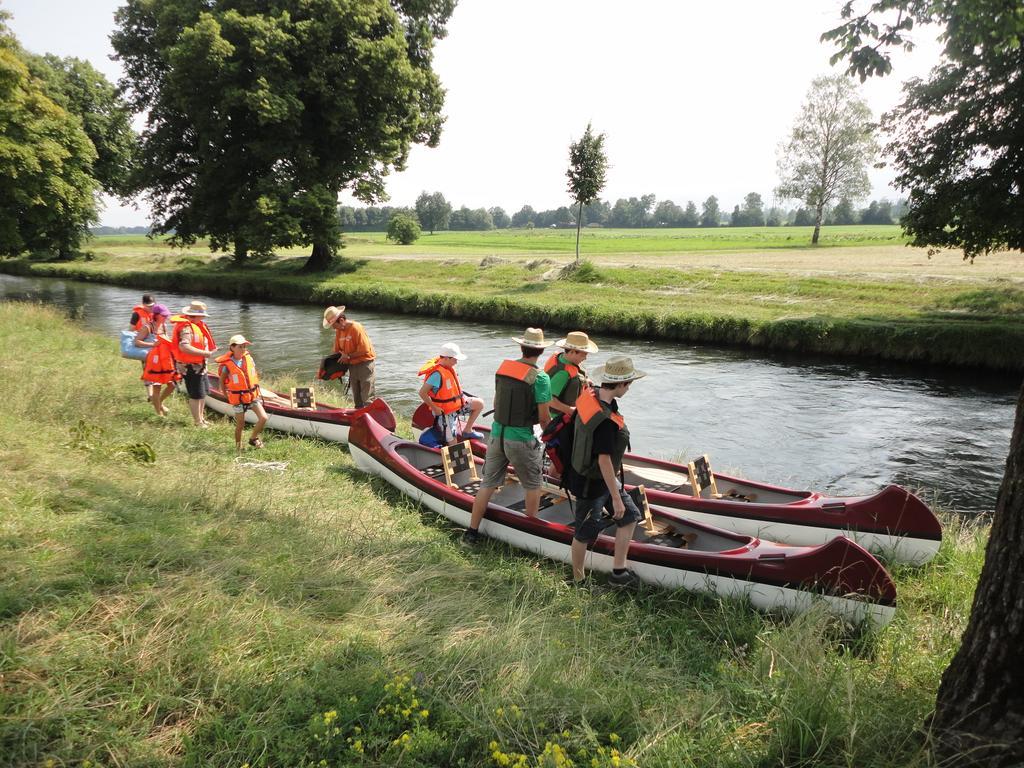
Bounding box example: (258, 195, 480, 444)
(441, 441, 478, 488)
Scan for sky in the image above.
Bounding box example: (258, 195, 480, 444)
(3, 0, 944, 227)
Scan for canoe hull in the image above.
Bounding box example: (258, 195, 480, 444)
(204, 374, 395, 444)
(352, 415, 896, 627)
(454, 424, 941, 565)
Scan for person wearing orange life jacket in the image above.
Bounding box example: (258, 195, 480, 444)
(216, 334, 269, 452)
(417, 342, 484, 445)
(128, 294, 156, 401)
(137, 303, 179, 417)
(464, 328, 553, 546)
(322, 305, 376, 408)
(544, 330, 599, 415)
(565, 356, 647, 587)
(172, 300, 218, 427)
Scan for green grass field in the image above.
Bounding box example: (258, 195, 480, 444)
(5, 229, 1024, 369)
(335, 225, 911, 256)
(0, 303, 988, 766)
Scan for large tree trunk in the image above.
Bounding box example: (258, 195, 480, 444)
(233, 240, 248, 264)
(811, 204, 824, 245)
(930, 377, 1024, 766)
(301, 242, 334, 272)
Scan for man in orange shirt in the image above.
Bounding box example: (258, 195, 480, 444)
(323, 305, 376, 408)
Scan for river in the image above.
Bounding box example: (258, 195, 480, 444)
(2, 273, 1017, 515)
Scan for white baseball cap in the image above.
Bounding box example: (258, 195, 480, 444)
(439, 342, 467, 361)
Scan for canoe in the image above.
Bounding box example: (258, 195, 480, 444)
(351, 414, 897, 627)
(430, 417, 941, 566)
(204, 373, 396, 443)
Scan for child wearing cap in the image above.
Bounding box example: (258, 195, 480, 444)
(565, 355, 647, 586)
(216, 334, 269, 451)
(417, 342, 483, 445)
(136, 303, 179, 416)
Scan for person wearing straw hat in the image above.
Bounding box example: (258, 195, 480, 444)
(216, 334, 269, 452)
(322, 305, 376, 408)
(170, 300, 218, 427)
(464, 328, 553, 545)
(566, 355, 647, 586)
(544, 331, 599, 415)
(417, 342, 484, 445)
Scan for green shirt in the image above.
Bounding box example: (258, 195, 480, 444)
(548, 354, 573, 399)
(492, 366, 551, 442)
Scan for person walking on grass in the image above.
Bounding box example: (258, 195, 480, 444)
(171, 300, 217, 427)
(216, 334, 269, 452)
(545, 331, 599, 415)
(128, 293, 156, 401)
(566, 355, 646, 586)
(463, 328, 552, 545)
(323, 305, 376, 408)
(136, 303, 179, 417)
(418, 342, 484, 445)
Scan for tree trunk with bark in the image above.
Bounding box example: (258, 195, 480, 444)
(575, 201, 583, 264)
(233, 240, 248, 264)
(301, 242, 335, 273)
(930, 378, 1024, 766)
(812, 203, 824, 245)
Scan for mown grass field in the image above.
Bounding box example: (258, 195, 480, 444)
(0, 303, 989, 766)
(4, 229, 1024, 369)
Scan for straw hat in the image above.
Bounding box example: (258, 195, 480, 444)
(511, 327, 549, 348)
(556, 331, 599, 353)
(322, 305, 347, 328)
(181, 300, 208, 317)
(591, 355, 647, 385)
(439, 342, 467, 361)
(228, 334, 251, 346)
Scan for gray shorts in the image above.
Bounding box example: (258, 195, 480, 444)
(232, 399, 263, 414)
(573, 487, 642, 544)
(480, 432, 544, 491)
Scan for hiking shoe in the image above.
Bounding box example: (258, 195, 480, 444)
(461, 430, 484, 440)
(461, 528, 483, 546)
(608, 569, 638, 587)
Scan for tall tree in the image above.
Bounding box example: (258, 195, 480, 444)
(566, 122, 608, 263)
(488, 206, 510, 229)
(828, 197, 857, 225)
(700, 195, 721, 227)
(775, 74, 877, 245)
(25, 54, 136, 197)
(0, 14, 98, 258)
(415, 191, 452, 234)
(511, 205, 536, 228)
(681, 201, 700, 227)
(826, 3, 1024, 764)
(113, 0, 455, 269)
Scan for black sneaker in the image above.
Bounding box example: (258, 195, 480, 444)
(462, 528, 483, 546)
(608, 569, 638, 587)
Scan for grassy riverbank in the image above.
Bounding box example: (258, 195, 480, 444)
(3, 229, 1024, 371)
(0, 303, 987, 767)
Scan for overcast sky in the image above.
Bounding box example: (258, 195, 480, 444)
(4, 0, 944, 227)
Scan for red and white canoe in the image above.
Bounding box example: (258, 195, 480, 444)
(410, 406, 940, 566)
(205, 373, 396, 443)
(352, 414, 897, 627)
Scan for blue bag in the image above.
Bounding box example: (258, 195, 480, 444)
(120, 329, 151, 361)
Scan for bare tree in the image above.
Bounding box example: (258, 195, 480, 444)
(775, 75, 877, 244)
(566, 123, 608, 264)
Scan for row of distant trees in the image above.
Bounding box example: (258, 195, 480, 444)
(338, 194, 906, 233)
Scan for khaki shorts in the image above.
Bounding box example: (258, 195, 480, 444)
(480, 432, 544, 491)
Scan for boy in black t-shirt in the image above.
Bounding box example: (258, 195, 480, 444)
(565, 356, 646, 586)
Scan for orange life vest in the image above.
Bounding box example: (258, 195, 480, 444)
(130, 304, 153, 332)
(216, 352, 261, 405)
(143, 332, 178, 384)
(544, 353, 585, 406)
(418, 358, 464, 414)
(171, 315, 216, 364)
